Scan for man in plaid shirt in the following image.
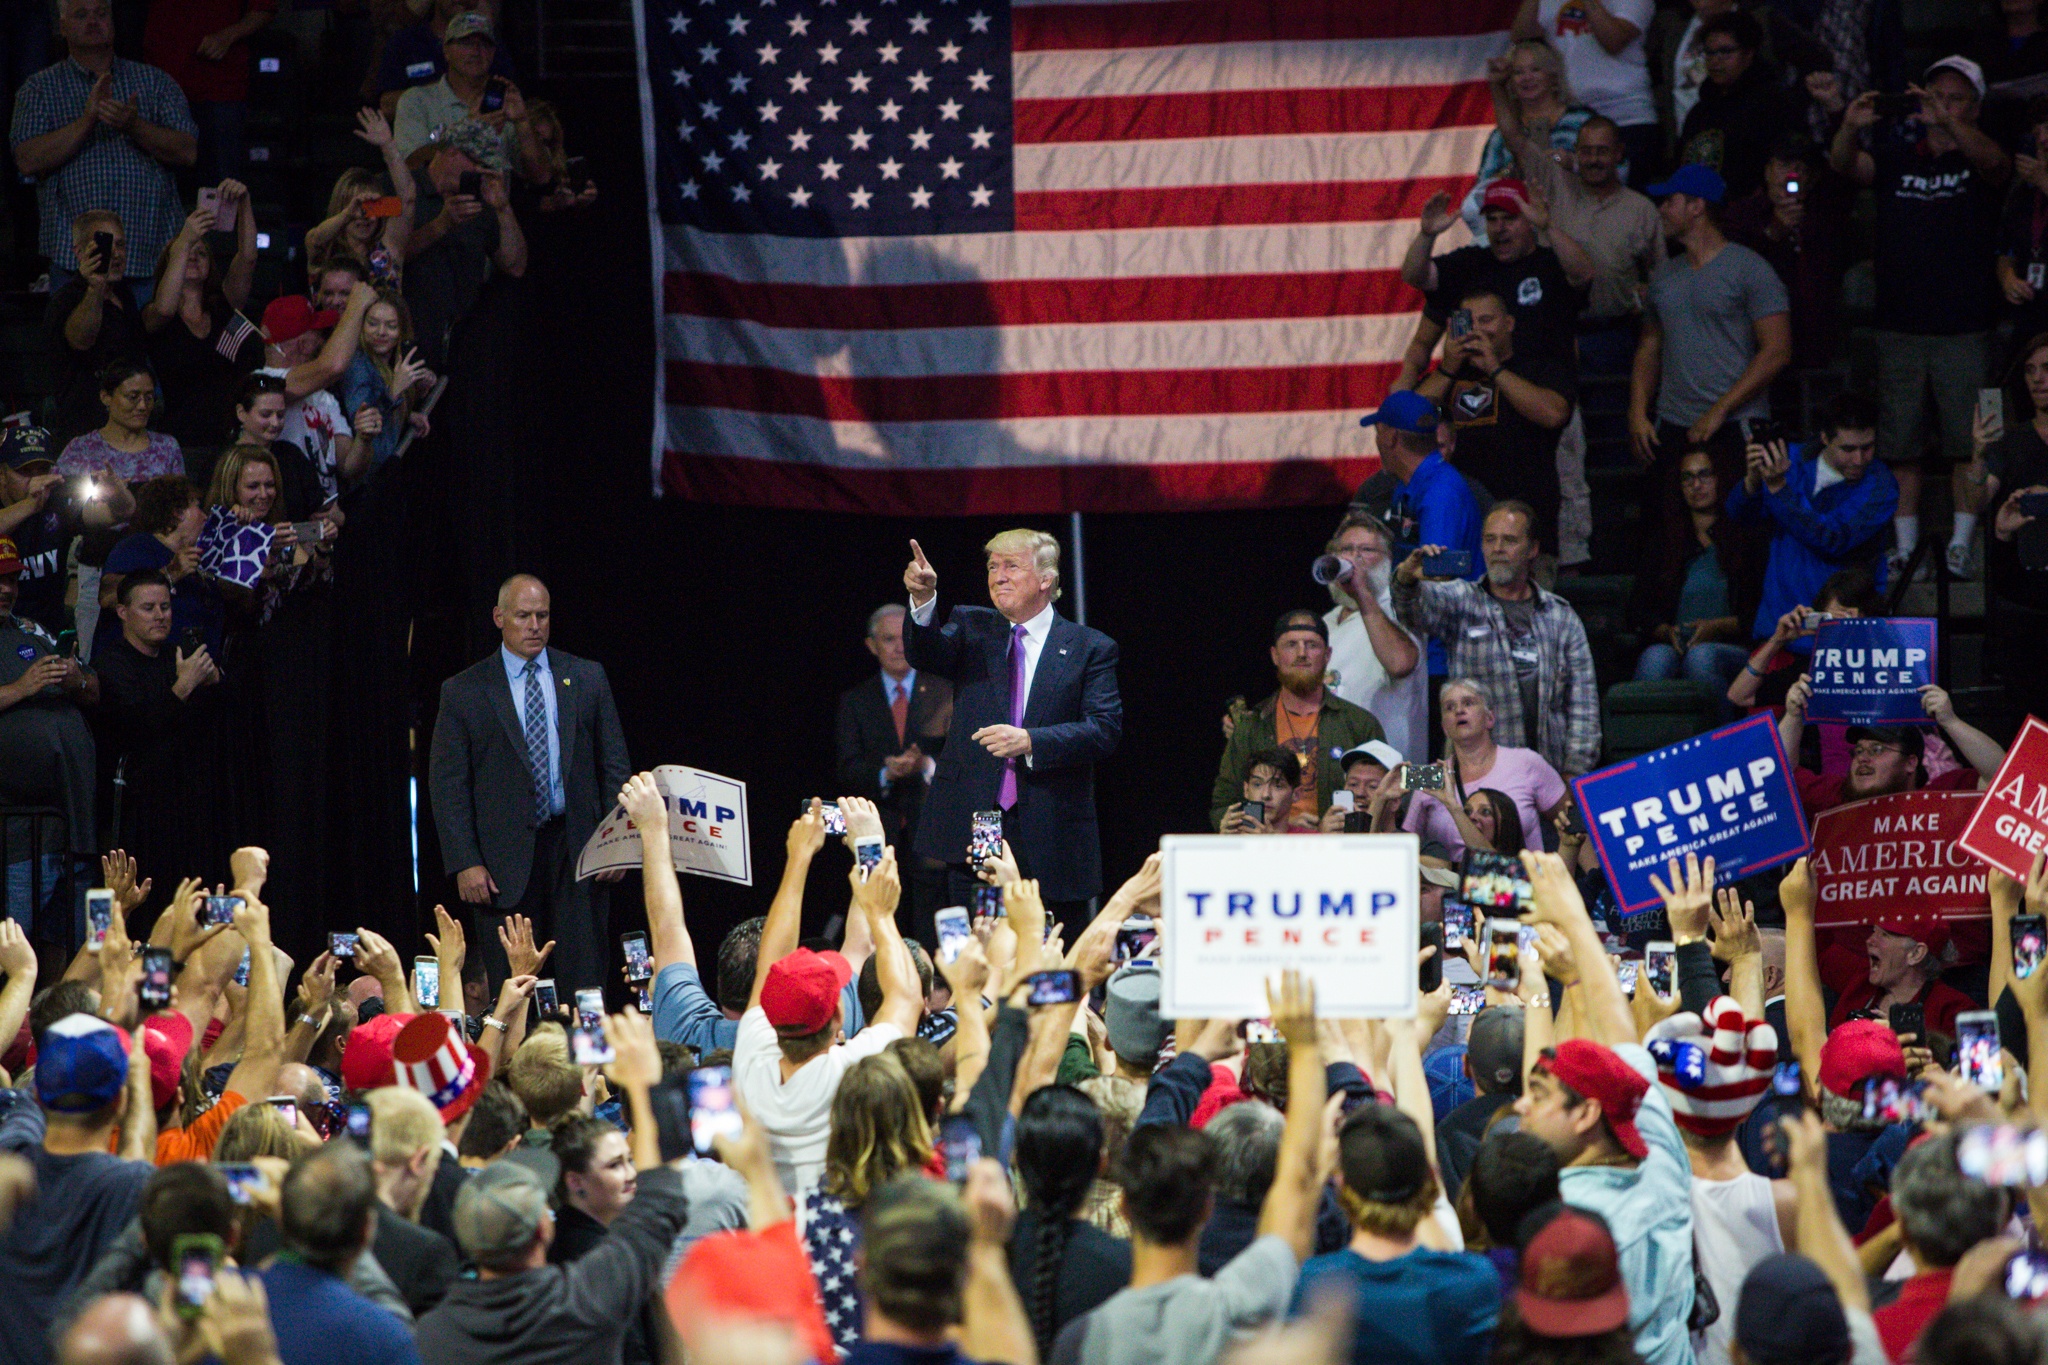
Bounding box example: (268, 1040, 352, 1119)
(10, 0, 195, 295)
(1392, 501, 1602, 775)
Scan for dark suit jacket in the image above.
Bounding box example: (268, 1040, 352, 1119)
(427, 646, 631, 905)
(373, 1202, 461, 1317)
(906, 603, 1121, 901)
(834, 670, 952, 847)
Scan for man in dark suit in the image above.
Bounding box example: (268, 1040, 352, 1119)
(902, 531, 1122, 924)
(835, 603, 952, 943)
(428, 574, 630, 993)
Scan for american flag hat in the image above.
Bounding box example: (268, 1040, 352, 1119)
(391, 1011, 491, 1123)
(1646, 995, 1778, 1138)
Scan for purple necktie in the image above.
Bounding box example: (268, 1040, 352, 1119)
(998, 623, 1027, 809)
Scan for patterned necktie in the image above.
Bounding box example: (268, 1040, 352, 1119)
(998, 624, 1026, 810)
(523, 658, 551, 820)
(890, 678, 909, 745)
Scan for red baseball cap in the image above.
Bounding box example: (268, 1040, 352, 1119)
(341, 1011, 415, 1092)
(139, 1011, 194, 1111)
(759, 949, 852, 1034)
(261, 295, 340, 344)
(1542, 1039, 1649, 1160)
(1481, 177, 1531, 215)
(0, 538, 20, 576)
(1874, 918, 1950, 957)
(1516, 1207, 1632, 1338)
(1818, 1018, 1906, 1098)
(669, 1222, 838, 1365)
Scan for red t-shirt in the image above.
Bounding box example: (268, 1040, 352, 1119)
(1825, 974, 1975, 1041)
(1874, 1268, 1953, 1362)
(1794, 764, 1979, 822)
(144, 0, 277, 104)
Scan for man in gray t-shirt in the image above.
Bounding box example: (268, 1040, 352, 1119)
(1627, 163, 1791, 479)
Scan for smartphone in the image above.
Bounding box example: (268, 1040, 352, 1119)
(1240, 800, 1265, 827)
(286, 520, 328, 545)
(934, 906, 972, 964)
(1421, 549, 1473, 579)
(200, 894, 241, 928)
(1874, 91, 1919, 119)
(938, 1114, 982, 1182)
(1616, 957, 1640, 997)
(329, 931, 358, 960)
(2019, 490, 2048, 517)
(968, 809, 1004, 866)
(171, 1233, 222, 1319)
(852, 834, 885, 873)
(1742, 416, 1782, 447)
(1957, 1124, 2048, 1185)
(1449, 983, 1486, 1015)
(808, 800, 848, 837)
(346, 1101, 371, 1141)
(1442, 899, 1472, 950)
(1115, 914, 1157, 963)
(140, 946, 173, 1010)
(2008, 1251, 2048, 1301)
(91, 229, 113, 273)
(573, 988, 614, 1064)
(1462, 849, 1531, 911)
(1487, 917, 1521, 990)
(1403, 762, 1447, 793)
(86, 888, 113, 952)
(1329, 789, 1355, 814)
(1859, 1076, 1927, 1125)
(1558, 797, 1585, 839)
(458, 169, 483, 199)
(623, 932, 652, 983)
(1959, 1010, 2004, 1091)
(414, 956, 440, 1008)
(1800, 609, 1830, 631)
(536, 978, 558, 1015)
(362, 195, 404, 219)
(1758, 1062, 1807, 1175)
(1447, 307, 1473, 340)
(1343, 810, 1370, 833)
(1645, 941, 1676, 997)
(1420, 922, 1444, 993)
(267, 1095, 298, 1130)
(197, 185, 239, 233)
(687, 1064, 743, 1155)
(973, 884, 1004, 919)
(1026, 969, 1081, 1006)
(1242, 1019, 1280, 1043)
(1888, 1002, 1925, 1041)
(480, 75, 507, 113)
(2016, 914, 2048, 981)
(218, 1164, 262, 1205)
(1980, 387, 2008, 445)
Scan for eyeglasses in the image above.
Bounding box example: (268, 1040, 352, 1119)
(1678, 470, 1717, 485)
(1850, 742, 1903, 761)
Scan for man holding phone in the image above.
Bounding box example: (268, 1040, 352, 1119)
(391, 13, 547, 181)
(403, 117, 529, 370)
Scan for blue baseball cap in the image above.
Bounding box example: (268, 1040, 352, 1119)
(0, 425, 52, 472)
(35, 1014, 130, 1113)
(1360, 390, 1441, 435)
(1644, 163, 1726, 204)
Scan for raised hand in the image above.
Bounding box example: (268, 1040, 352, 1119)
(295, 952, 338, 1017)
(353, 106, 394, 148)
(1648, 852, 1716, 942)
(850, 844, 902, 915)
(788, 799, 828, 863)
(938, 935, 990, 1000)
(1710, 887, 1760, 962)
(499, 913, 554, 979)
(619, 771, 668, 832)
(1419, 190, 1456, 235)
(604, 1007, 660, 1091)
(1519, 850, 1592, 930)
(976, 838, 1020, 888)
(1267, 967, 1317, 1046)
(840, 794, 884, 847)
(904, 538, 937, 605)
(100, 848, 150, 913)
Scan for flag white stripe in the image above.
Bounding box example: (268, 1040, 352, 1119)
(664, 310, 1423, 376)
(664, 217, 1471, 285)
(1013, 34, 1507, 99)
(1013, 125, 1492, 192)
(664, 404, 1379, 467)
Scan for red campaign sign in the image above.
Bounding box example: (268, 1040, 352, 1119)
(1957, 716, 2048, 879)
(1811, 789, 1988, 928)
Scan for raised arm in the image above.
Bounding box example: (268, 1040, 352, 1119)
(620, 773, 694, 971)
(1522, 851, 1634, 1045)
(748, 801, 828, 1012)
(1401, 193, 1455, 293)
(219, 179, 256, 311)
(961, 1160, 1040, 1365)
(1781, 1110, 1869, 1313)
(1257, 969, 1329, 1261)
(284, 281, 375, 398)
(1777, 858, 1828, 1101)
(0, 924, 37, 1067)
(144, 209, 211, 330)
(222, 892, 285, 1102)
(854, 848, 921, 1038)
(1921, 686, 2004, 780)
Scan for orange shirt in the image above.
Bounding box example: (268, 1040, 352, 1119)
(155, 1091, 247, 1165)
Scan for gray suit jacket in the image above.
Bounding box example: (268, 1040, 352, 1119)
(428, 646, 630, 905)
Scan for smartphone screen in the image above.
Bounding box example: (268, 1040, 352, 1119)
(2016, 914, 2047, 981)
(201, 895, 241, 928)
(687, 1064, 743, 1155)
(1462, 850, 1531, 911)
(573, 988, 613, 1064)
(414, 957, 440, 1008)
(140, 947, 173, 1010)
(809, 800, 848, 837)
(86, 889, 113, 952)
(938, 1114, 982, 1182)
(1959, 1011, 2003, 1091)
(1441, 900, 1472, 950)
(1026, 970, 1081, 1006)
(1644, 941, 1676, 997)
(853, 835, 885, 873)
(974, 884, 1004, 919)
(330, 931, 358, 960)
(1615, 957, 1640, 997)
(218, 1164, 261, 1204)
(535, 979, 558, 1015)
(968, 810, 1003, 865)
(623, 933, 652, 982)
(1115, 914, 1157, 963)
(2007, 1251, 2048, 1300)
(173, 1238, 218, 1319)
(934, 907, 971, 964)
(1449, 984, 1486, 1015)
(1486, 918, 1521, 990)
(267, 1095, 297, 1130)
(347, 1102, 371, 1141)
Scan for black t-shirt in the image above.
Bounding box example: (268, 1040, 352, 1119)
(1007, 1213, 1132, 1345)
(1872, 127, 2001, 335)
(1677, 67, 1791, 202)
(1425, 245, 1585, 356)
(1989, 423, 2048, 611)
(43, 278, 147, 445)
(8, 484, 86, 637)
(1437, 346, 1576, 549)
(146, 303, 263, 451)
(404, 190, 502, 367)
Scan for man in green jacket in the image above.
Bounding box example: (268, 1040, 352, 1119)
(1211, 610, 1386, 831)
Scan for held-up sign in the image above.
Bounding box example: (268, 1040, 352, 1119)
(1572, 714, 1808, 916)
(1811, 790, 1987, 928)
(576, 764, 752, 885)
(1805, 618, 1936, 726)
(1159, 833, 1417, 1019)
(1957, 715, 2048, 878)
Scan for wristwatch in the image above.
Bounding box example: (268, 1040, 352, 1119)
(481, 1015, 508, 1032)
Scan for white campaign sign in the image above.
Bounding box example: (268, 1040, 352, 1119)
(1159, 833, 1419, 1018)
(576, 764, 752, 886)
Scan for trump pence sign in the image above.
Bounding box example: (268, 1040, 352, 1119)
(1159, 833, 1418, 1019)
(576, 763, 752, 885)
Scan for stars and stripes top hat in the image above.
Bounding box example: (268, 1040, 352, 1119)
(391, 1011, 491, 1123)
(1645, 995, 1778, 1138)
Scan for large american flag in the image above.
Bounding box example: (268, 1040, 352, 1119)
(634, 0, 1515, 513)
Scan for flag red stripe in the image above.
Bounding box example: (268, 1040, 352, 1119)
(661, 447, 1381, 514)
(1015, 176, 1469, 231)
(664, 269, 1415, 329)
(667, 358, 1400, 420)
(1014, 83, 1493, 143)
(1013, 0, 1524, 51)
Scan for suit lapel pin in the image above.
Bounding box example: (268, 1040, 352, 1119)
(561, 677, 572, 687)
(1058, 647, 1069, 655)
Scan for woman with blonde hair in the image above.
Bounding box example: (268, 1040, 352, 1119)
(803, 1052, 935, 1353)
(306, 109, 418, 285)
(337, 290, 434, 471)
(1464, 40, 1597, 239)
(213, 1100, 312, 1161)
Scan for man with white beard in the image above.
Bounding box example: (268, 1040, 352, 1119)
(1320, 512, 1430, 765)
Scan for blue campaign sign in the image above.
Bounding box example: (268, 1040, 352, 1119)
(1806, 618, 1936, 726)
(1573, 713, 1810, 915)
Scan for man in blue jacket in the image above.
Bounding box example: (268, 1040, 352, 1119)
(1725, 391, 1897, 648)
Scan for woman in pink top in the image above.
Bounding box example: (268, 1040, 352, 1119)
(1404, 677, 1570, 858)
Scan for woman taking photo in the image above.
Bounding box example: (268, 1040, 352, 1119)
(336, 291, 434, 472)
(305, 109, 417, 286)
(1632, 445, 1758, 707)
(143, 181, 261, 470)
(1408, 679, 1569, 858)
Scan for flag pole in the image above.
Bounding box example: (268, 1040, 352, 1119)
(1068, 510, 1086, 627)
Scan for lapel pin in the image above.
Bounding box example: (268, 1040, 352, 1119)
(1059, 647, 1069, 655)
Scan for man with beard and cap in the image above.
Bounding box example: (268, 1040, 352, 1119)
(1778, 687, 2004, 822)
(1211, 610, 1386, 831)
(1320, 512, 1429, 765)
